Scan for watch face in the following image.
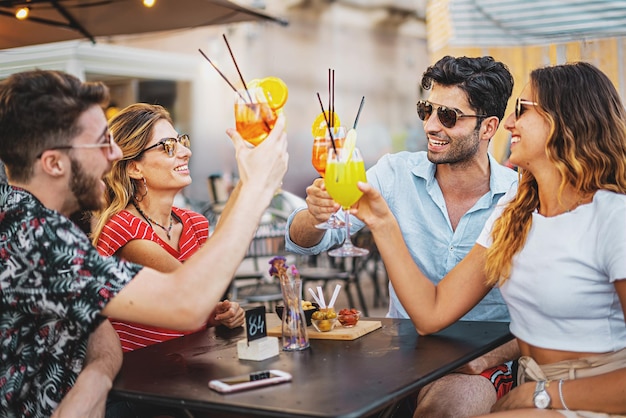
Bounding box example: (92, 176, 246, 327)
(534, 391, 551, 409)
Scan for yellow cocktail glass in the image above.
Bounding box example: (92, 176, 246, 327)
(324, 147, 369, 257)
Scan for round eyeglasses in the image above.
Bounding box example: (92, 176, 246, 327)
(36, 127, 114, 159)
(139, 134, 190, 158)
(416, 100, 487, 129)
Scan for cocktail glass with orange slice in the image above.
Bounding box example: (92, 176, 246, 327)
(235, 76, 288, 146)
(311, 112, 347, 230)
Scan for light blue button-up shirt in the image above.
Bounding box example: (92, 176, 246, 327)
(285, 151, 518, 321)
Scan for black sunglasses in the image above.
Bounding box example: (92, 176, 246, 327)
(515, 98, 538, 120)
(416, 100, 487, 129)
(139, 134, 190, 158)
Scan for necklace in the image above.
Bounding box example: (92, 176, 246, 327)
(567, 198, 584, 212)
(567, 193, 593, 212)
(133, 201, 174, 240)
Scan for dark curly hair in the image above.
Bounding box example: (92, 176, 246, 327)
(421, 56, 513, 123)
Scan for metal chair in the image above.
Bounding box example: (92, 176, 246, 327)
(229, 215, 292, 311)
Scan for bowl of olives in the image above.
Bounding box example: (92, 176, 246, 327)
(311, 308, 338, 332)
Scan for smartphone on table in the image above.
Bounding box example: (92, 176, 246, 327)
(208, 369, 292, 393)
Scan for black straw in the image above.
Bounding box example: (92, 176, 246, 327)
(331, 69, 335, 128)
(328, 69, 331, 128)
(317, 92, 337, 154)
(221, 34, 270, 131)
(353, 96, 365, 129)
(198, 49, 246, 102)
(222, 34, 254, 104)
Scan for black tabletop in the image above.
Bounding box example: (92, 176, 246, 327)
(111, 317, 512, 418)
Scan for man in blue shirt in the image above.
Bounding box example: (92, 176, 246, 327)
(286, 56, 518, 417)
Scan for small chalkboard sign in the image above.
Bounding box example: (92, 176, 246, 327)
(245, 306, 267, 342)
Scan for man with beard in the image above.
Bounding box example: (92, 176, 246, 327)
(285, 56, 518, 417)
(0, 70, 288, 417)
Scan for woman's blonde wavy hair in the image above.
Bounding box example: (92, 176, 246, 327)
(485, 62, 626, 286)
(91, 103, 173, 245)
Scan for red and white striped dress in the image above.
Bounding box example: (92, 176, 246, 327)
(97, 207, 209, 352)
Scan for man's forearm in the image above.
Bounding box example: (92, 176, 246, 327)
(52, 321, 122, 418)
(288, 210, 326, 248)
(84, 320, 123, 378)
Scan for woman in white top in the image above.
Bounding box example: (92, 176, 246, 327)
(352, 61, 626, 416)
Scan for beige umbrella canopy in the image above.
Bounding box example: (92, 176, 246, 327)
(0, 0, 288, 49)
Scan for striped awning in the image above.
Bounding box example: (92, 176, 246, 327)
(427, 0, 626, 51)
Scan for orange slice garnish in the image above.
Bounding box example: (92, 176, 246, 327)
(258, 76, 288, 110)
(311, 111, 341, 137)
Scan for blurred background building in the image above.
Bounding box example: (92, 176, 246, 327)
(1, 0, 625, 205)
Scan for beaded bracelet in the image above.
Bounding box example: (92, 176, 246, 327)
(558, 379, 570, 411)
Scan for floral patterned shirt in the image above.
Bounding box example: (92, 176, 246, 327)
(0, 185, 143, 417)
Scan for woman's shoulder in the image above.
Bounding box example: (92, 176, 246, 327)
(108, 209, 140, 222)
(593, 190, 626, 209)
(172, 207, 207, 223)
(98, 210, 152, 256)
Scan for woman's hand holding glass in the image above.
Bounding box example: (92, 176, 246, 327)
(348, 181, 396, 232)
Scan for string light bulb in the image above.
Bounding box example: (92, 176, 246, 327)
(15, 7, 29, 20)
(143, 0, 156, 7)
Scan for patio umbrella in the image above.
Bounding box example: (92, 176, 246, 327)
(0, 0, 288, 50)
(428, 0, 626, 50)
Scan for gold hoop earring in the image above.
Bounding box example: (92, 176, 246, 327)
(134, 177, 148, 202)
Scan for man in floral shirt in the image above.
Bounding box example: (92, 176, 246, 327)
(0, 70, 288, 417)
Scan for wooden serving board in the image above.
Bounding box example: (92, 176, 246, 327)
(267, 320, 382, 341)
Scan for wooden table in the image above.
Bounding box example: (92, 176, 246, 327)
(111, 316, 512, 418)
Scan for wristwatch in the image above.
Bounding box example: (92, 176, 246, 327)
(533, 380, 551, 409)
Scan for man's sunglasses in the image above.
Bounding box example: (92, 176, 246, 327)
(515, 98, 538, 120)
(139, 134, 190, 158)
(416, 100, 487, 129)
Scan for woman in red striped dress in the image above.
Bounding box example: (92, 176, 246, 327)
(92, 103, 244, 353)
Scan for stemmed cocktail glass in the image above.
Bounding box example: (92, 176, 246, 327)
(325, 147, 369, 257)
(234, 87, 278, 146)
(312, 126, 346, 229)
